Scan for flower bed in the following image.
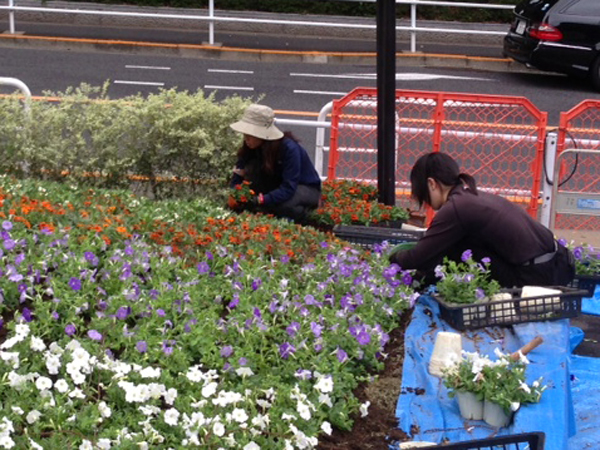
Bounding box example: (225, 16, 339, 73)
(307, 180, 409, 230)
(0, 175, 417, 449)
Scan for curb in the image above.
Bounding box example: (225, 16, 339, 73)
(0, 32, 537, 74)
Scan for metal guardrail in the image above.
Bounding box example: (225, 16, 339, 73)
(1, 0, 513, 53)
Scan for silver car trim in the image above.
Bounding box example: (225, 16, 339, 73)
(539, 42, 592, 52)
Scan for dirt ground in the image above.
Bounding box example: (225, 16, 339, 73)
(316, 305, 600, 450)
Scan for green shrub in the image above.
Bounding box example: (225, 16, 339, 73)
(0, 83, 252, 200)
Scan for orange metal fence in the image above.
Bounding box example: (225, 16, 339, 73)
(554, 101, 600, 231)
(327, 88, 548, 220)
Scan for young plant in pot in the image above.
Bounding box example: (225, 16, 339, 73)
(443, 349, 546, 427)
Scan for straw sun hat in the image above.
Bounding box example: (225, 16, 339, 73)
(230, 104, 284, 141)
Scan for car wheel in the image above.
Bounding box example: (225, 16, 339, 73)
(591, 56, 600, 91)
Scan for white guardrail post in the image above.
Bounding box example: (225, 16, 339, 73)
(540, 131, 557, 228)
(208, 0, 215, 46)
(0, 76, 32, 115)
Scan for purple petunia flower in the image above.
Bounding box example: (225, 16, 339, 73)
(286, 321, 301, 337)
(69, 277, 82, 291)
(65, 324, 76, 336)
(156, 309, 166, 317)
(3, 239, 15, 251)
(87, 329, 103, 341)
(84, 251, 99, 267)
(251, 278, 262, 291)
(475, 287, 486, 300)
(162, 341, 174, 355)
(14, 253, 25, 266)
(573, 247, 583, 260)
(2, 221, 12, 231)
(336, 347, 348, 363)
(220, 345, 234, 357)
(296, 369, 312, 380)
(310, 322, 323, 338)
(21, 308, 33, 322)
(52, 311, 59, 320)
(279, 342, 296, 359)
(136, 341, 148, 353)
(238, 357, 248, 366)
(402, 272, 413, 286)
(197, 262, 210, 274)
(228, 295, 240, 309)
(116, 306, 130, 320)
(461, 249, 473, 262)
(356, 329, 371, 346)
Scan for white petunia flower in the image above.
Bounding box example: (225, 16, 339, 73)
(163, 388, 177, 405)
(98, 401, 112, 418)
(314, 375, 334, 393)
(202, 382, 218, 398)
(139, 366, 161, 379)
(231, 408, 249, 424)
(510, 402, 521, 412)
(10, 407, 23, 415)
(243, 443, 260, 450)
(30, 336, 46, 352)
(45, 353, 61, 375)
(26, 410, 42, 424)
(212, 421, 225, 437)
(54, 379, 69, 393)
(35, 376, 53, 391)
(69, 388, 86, 399)
(164, 408, 180, 426)
(321, 421, 332, 435)
(236, 367, 254, 378)
(97, 438, 112, 450)
(0, 352, 20, 369)
(79, 439, 93, 450)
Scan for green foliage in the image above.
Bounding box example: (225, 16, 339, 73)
(0, 84, 252, 200)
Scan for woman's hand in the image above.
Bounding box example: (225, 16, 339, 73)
(233, 167, 245, 177)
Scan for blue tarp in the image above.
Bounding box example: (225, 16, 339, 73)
(581, 283, 600, 316)
(568, 355, 600, 449)
(395, 295, 575, 450)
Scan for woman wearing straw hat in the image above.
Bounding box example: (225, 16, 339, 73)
(229, 104, 322, 223)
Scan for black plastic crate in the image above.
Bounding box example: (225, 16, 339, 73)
(432, 286, 586, 331)
(333, 224, 423, 248)
(411, 432, 545, 449)
(571, 274, 600, 298)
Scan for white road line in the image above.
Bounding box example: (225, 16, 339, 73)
(294, 90, 348, 96)
(125, 65, 171, 70)
(208, 69, 254, 74)
(204, 85, 255, 91)
(114, 80, 165, 86)
(290, 72, 491, 81)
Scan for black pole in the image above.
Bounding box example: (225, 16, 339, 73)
(376, 0, 396, 206)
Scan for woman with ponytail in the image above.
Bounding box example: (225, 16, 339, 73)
(389, 152, 574, 288)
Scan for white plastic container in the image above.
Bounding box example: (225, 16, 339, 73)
(428, 331, 462, 378)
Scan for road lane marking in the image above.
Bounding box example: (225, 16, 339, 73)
(125, 65, 171, 70)
(208, 69, 254, 74)
(204, 85, 254, 91)
(294, 90, 347, 96)
(290, 72, 491, 81)
(114, 80, 165, 86)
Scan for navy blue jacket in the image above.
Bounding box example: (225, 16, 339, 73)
(231, 137, 321, 205)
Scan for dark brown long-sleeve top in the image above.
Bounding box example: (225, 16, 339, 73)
(390, 184, 555, 273)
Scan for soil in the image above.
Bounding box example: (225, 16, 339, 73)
(316, 311, 413, 450)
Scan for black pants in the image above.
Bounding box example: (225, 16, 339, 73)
(261, 184, 321, 223)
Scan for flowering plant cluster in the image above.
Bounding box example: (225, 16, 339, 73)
(307, 179, 409, 230)
(442, 349, 546, 415)
(0, 174, 418, 449)
(435, 250, 501, 304)
(227, 181, 255, 210)
(558, 238, 600, 277)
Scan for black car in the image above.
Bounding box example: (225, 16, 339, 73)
(503, 0, 600, 89)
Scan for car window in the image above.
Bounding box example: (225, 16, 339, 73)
(560, 0, 600, 15)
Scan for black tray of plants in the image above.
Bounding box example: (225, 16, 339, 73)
(333, 224, 423, 248)
(433, 286, 587, 331)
